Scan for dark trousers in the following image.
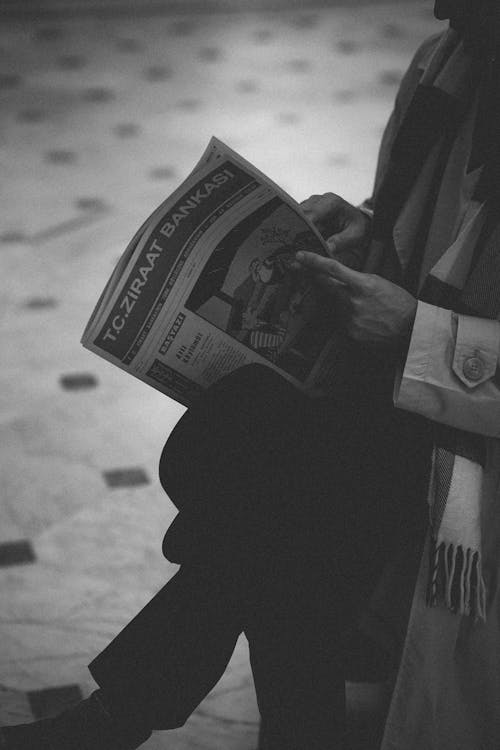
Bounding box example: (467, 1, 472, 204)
(89, 363, 432, 749)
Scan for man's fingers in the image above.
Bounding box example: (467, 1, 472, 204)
(326, 240, 363, 270)
(328, 221, 366, 256)
(295, 251, 365, 287)
(308, 271, 345, 290)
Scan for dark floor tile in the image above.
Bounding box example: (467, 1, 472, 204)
(290, 14, 319, 29)
(336, 39, 360, 55)
(35, 27, 65, 42)
(177, 98, 202, 111)
(198, 47, 222, 63)
(169, 20, 196, 37)
(33, 214, 106, 242)
(24, 297, 58, 310)
(144, 65, 172, 82)
(0, 541, 36, 568)
(381, 23, 405, 39)
(44, 149, 77, 165)
(334, 89, 356, 103)
(82, 87, 115, 103)
(113, 122, 140, 138)
(0, 230, 27, 244)
(286, 59, 312, 73)
(253, 29, 274, 44)
(28, 685, 83, 721)
(59, 373, 98, 391)
(57, 54, 87, 71)
(379, 69, 403, 87)
(276, 112, 300, 125)
(236, 80, 259, 94)
(149, 166, 177, 181)
(0, 73, 23, 90)
(75, 197, 107, 212)
(103, 468, 150, 488)
(115, 38, 143, 53)
(17, 109, 45, 123)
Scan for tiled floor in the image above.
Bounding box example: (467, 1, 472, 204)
(0, 2, 440, 748)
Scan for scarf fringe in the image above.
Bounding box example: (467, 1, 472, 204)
(427, 540, 486, 621)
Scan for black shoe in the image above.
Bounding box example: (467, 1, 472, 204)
(0, 691, 152, 750)
(0, 721, 53, 750)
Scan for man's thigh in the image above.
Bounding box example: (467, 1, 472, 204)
(160, 363, 431, 568)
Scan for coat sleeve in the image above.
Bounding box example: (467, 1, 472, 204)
(393, 301, 500, 437)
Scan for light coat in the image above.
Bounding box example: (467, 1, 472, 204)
(363, 32, 500, 749)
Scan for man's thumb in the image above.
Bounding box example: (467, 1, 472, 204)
(326, 237, 337, 256)
(326, 234, 364, 270)
(327, 223, 364, 257)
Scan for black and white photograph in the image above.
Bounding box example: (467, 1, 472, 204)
(1, 1, 499, 749)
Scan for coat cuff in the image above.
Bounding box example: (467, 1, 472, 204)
(451, 314, 499, 388)
(393, 301, 500, 437)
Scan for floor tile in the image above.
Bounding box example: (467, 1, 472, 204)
(112, 122, 141, 138)
(0, 687, 33, 726)
(56, 54, 87, 70)
(59, 373, 98, 390)
(45, 149, 78, 165)
(24, 297, 58, 310)
(0, 541, 36, 568)
(103, 468, 150, 488)
(0, 73, 23, 90)
(0, 231, 27, 244)
(27, 684, 83, 720)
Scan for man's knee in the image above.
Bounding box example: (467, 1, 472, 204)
(158, 364, 300, 502)
(199, 364, 297, 417)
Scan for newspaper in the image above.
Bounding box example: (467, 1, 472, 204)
(82, 138, 342, 407)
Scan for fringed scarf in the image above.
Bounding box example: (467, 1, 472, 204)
(372, 30, 500, 620)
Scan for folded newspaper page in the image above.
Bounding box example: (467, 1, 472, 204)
(82, 138, 342, 407)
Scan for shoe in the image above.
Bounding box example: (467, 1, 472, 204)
(0, 721, 53, 750)
(0, 691, 152, 750)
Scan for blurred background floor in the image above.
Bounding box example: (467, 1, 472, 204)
(0, 1, 439, 748)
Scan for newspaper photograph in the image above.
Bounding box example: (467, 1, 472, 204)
(82, 138, 340, 407)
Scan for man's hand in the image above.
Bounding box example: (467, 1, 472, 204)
(300, 193, 371, 269)
(295, 251, 417, 349)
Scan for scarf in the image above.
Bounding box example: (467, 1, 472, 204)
(372, 30, 500, 620)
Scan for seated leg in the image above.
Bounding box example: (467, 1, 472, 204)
(1, 363, 432, 750)
(1, 561, 244, 750)
(245, 550, 350, 750)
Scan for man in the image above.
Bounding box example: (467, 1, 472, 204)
(249, 250, 292, 285)
(2, 2, 500, 748)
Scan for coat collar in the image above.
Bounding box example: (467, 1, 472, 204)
(373, 29, 485, 278)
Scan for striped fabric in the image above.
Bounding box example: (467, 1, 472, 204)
(249, 328, 286, 364)
(249, 330, 284, 352)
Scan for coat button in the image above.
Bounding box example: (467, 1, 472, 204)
(462, 356, 484, 382)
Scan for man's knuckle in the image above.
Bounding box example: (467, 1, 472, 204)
(363, 275, 376, 291)
(350, 296, 361, 310)
(325, 192, 342, 206)
(352, 218, 368, 236)
(300, 195, 319, 208)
